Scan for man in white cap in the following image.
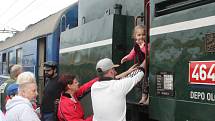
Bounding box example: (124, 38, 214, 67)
(91, 58, 144, 121)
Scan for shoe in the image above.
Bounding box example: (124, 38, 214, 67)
(143, 95, 149, 105)
(138, 93, 149, 105)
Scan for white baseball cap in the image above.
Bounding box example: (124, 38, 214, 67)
(96, 58, 120, 72)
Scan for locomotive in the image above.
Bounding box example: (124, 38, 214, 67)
(1, 0, 215, 121)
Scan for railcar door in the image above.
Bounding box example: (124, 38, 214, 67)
(38, 37, 46, 103)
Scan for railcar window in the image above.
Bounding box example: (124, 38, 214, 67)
(16, 48, 22, 64)
(2, 53, 7, 74)
(0, 54, 1, 75)
(2, 53, 6, 62)
(8, 51, 13, 67)
(155, 0, 214, 17)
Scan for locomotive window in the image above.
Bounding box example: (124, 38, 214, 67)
(16, 48, 22, 64)
(60, 15, 67, 32)
(155, 0, 215, 17)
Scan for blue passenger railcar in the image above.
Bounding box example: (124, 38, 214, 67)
(0, 2, 78, 107)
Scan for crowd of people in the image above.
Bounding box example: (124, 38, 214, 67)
(0, 25, 149, 121)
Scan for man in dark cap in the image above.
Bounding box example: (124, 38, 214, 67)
(41, 61, 63, 121)
(43, 61, 58, 79)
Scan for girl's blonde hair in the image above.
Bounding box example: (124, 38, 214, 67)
(132, 25, 145, 39)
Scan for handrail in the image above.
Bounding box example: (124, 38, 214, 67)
(143, 0, 150, 94)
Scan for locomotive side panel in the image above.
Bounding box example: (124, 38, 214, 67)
(150, 1, 215, 121)
(78, 0, 144, 25)
(59, 14, 142, 119)
(60, 15, 114, 117)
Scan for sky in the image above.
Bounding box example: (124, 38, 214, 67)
(0, 0, 78, 41)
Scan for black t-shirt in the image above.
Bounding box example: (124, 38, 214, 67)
(41, 76, 63, 113)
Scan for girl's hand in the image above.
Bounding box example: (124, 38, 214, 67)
(121, 57, 127, 64)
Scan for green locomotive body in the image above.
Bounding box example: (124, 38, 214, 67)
(60, 0, 215, 121)
(150, 0, 215, 121)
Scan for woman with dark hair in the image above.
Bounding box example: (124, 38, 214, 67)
(57, 74, 98, 121)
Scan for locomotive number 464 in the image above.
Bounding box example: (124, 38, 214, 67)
(189, 61, 215, 85)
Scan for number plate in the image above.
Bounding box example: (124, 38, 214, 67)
(189, 61, 215, 85)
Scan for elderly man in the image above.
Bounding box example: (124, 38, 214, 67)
(91, 58, 144, 121)
(0, 110, 5, 121)
(5, 72, 40, 121)
(5, 64, 23, 84)
(0, 64, 23, 111)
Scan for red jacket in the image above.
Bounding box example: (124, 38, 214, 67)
(57, 78, 98, 121)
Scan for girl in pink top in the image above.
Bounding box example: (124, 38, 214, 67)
(120, 25, 149, 105)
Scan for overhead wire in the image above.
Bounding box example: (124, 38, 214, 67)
(0, 0, 20, 19)
(0, 0, 38, 36)
(0, 0, 20, 32)
(0, 0, 72, 40)
(5, 0, 39, 25)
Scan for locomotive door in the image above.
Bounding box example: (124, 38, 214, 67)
(38, 37, 46, 104)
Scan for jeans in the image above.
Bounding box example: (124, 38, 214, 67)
(42, 112, 54, 121)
